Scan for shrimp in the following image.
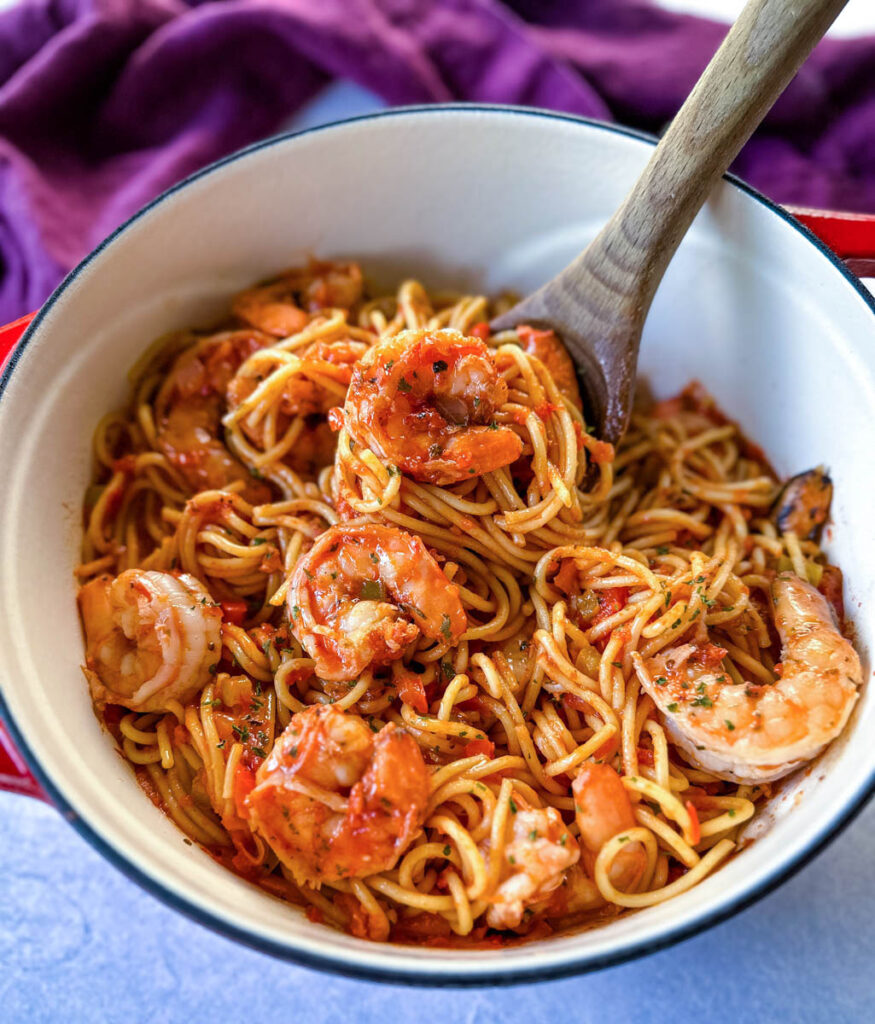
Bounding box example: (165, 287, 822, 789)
(515, 324, 583, 411)
(288, 523, 467, 681)
(341, 328, 523, 484)
(485, 805, 580, 930)
(247, 704, 429, 886)
(573, 763, 647, 892)
(233, 260, 363, 337)
(78, 569, 222, 712)
(154, 330, 272, 503)
(642, 573, 862, 784)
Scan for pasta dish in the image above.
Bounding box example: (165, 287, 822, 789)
(76, 260, 861, 944)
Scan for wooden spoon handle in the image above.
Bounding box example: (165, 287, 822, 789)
(596, 0, 848, 304)
(491, 0, 847, 445)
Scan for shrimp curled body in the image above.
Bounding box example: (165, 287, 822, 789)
(288, 523, 467, 681)
(486, 806, 580, 930)
(643, 574, 862, 784)
(342, 328, 523, 484)
(247, 705, 430, 886)
(78, 569, 222, 712)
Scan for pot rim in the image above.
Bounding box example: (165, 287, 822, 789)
(2, 103, 873, 987)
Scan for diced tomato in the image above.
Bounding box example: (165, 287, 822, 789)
(470, 321, 491, 341)
(818, 564, 845, 629)
(327, 406, 344, 432)
(457, 696, 483, 712)
(396, 671, 428, 714)
(636, 746, 654, 767)
(572, 421, 587, 451)
(111, 454, 137, 476)
(220, 600, 248, 626)
(594, 733, 619, 760)
(104, 482, 128, 520)
(586, 438, 615, 465)
(535, 401, 559, 421)
(592, 587, 629, 628)
(684, 799, 701, 845)
(683, 785, 718, 812)
(693, 643, 727, 670)
(553, 558, 579, 596)
(233, 764, 256, 818)
(773, 662, 783, 678)
(463, 738, 495, 759)
(667, 863, 687, 883)
(305, 906, 324, 924)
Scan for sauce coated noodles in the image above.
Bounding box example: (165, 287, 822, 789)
(76, 261, 861, 944)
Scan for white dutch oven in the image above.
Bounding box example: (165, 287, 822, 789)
(0, 106, 873, 985)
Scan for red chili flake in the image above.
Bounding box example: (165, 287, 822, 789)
(463, 738, 495, 759)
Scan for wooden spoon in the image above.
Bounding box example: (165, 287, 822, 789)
(490, 0, 848, 445)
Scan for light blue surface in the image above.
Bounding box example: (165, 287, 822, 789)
(4, 83, 874, 1022)
(2, 791, 874, 1022)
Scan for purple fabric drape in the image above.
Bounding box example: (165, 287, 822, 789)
(1, 0, 873, 321)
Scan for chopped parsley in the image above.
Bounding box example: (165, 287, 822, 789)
(440, 613, 453, 640)
(397, 377, 412, 393)
(428, 443, 444, 457)
(724, 720, 735, 731)
(667, 702, 679, 713)
(691, 695, 713, 708)
(654, 676, 667, 687)
(291, 605, 301, 619)
(509, 797, 518, 814)
(232, 724, 250, 743)
(443, 845, 451, 857)
(360, 579, 385, 600)
(252, 537, 266, 546)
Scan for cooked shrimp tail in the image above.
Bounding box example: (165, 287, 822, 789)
(641, 573, 861, 784)
(78, 569, 222, 712)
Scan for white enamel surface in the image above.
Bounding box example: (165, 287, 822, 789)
(0, 108, 873, 981)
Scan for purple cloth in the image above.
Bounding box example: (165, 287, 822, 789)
(1, 0, 874, 322)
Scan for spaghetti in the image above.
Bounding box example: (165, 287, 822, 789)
(76, 260, 861, 945)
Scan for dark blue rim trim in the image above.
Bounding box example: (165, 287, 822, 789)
(1, 103, 874, 987)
